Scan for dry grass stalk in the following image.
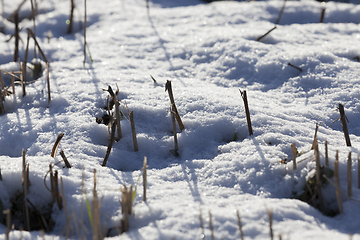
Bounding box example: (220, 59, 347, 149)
(10, 70, 15, 96)
(13, 12, 19, 62)
(268, 210, 273, 240)
(236, 210, 244, 240)
(320, 7, 326, 23)
(257, 26, 276, 42)
(18, 60, 26, 97)
(288, 63, 302, 72)
(49, 164, 55, 203)
(22, 149, 31, 231)
(54, 171, 63, 210)
(51, 133, 65, 157)
(61, 177, 72, 238)
(0, 0, 4, 33)
(334, 150, 342, 213)
(165, 80, 185, 131)
(83, 0, 87, 66)
(239, 89, 253, 136)
(92, 169, 102, 240)
(143, 156, 147, 202)
(4, 209, 11, 240)
(59, 150, 71, 168)
(275, 0, 287, 24)
(314, 138, 324, 212)
(30, 0, 37, 58)
(0, 91, 4, 115)
(291, 143, 296, 170)
(209, 211, 215, 240)
(347, 152, 352, 197)
(338, 103, 351, 146)
(67, 0, 75, 34)
(199, 207, 205, 240)
(171, 105, 179, 155)
(26, 28, 49, 63)
(146, 0, 149, 16)
(23, 31, 31, 85)
(113, 90, 122, 141)
(47, 62, 51, 104)
(311, 122, 319, 150)
(129, 111, 138, 151)
(102, 121, 116, 167)
(325, 140, 329, 166)
(0, 71, 5, 89)
(120, 184, 133, 233)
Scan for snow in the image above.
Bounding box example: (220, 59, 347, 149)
(1, 0, 360, 239)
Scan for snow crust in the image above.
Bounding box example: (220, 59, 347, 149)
(1, 0, 360, 239)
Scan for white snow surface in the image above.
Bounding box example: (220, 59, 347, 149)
(1, 0, 360, 239)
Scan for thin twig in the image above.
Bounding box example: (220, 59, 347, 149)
(338, 103, 351, 146)
(13, 12, 19, 62)
(165, 80, 184, 131)
(236, 210, 244, 240)
(67, 0, 75, 34)
(199, 207, 205, 240)
(60, 150, 72, 168)
(257, 26, 276, 42)
(288, 62, 302, 72)
(239, 89, 253, 136)
(311, 122, 319, 150)
(47, 62, 51, 104)
(268, 210, 273, 240)
(314, 138, 324, 212)
(348, 152, 352, 197)
(325, 140, 328, 166)
(130, 111, 138, 151)
(209, 211, 215, 240)
(171, 105, 179, 156)
(320, 7, 326, 23)
(51, 133, 65, 157)
(102, 121, 116, 166)
(83, 0, 87, 66)
(291, 143, 296, 170)
(27, 28, 49, 63)
(275, 0, 287, 25)
(143, 156, 147, 202)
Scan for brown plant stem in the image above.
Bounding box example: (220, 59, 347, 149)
(60, 150, 72, 168)
(288, 62, 302, 72)
(130, 111, 138, 151)
(334, 150, 342, 213)
(143, 156, 147, 202)
(47, 62, 51, 104)
(257, 26, 276, 42)
(325, 140, 328, 166)
(67, 0, 75, 34)
(13, 12, 19, 62)
(320, 7, 326, 23)
(239, 89, 253, 136)
(314, 139, 324, 212)
(339, 103, 351, 146)
(236, 210, 244, 240)
(165, 80, 184, 131)
(348, 152, 352, 197)
(275, 0, 287, 25)
(102, 121, 116, 166)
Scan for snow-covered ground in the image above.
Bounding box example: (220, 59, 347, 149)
(1, 0, 360, 239)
